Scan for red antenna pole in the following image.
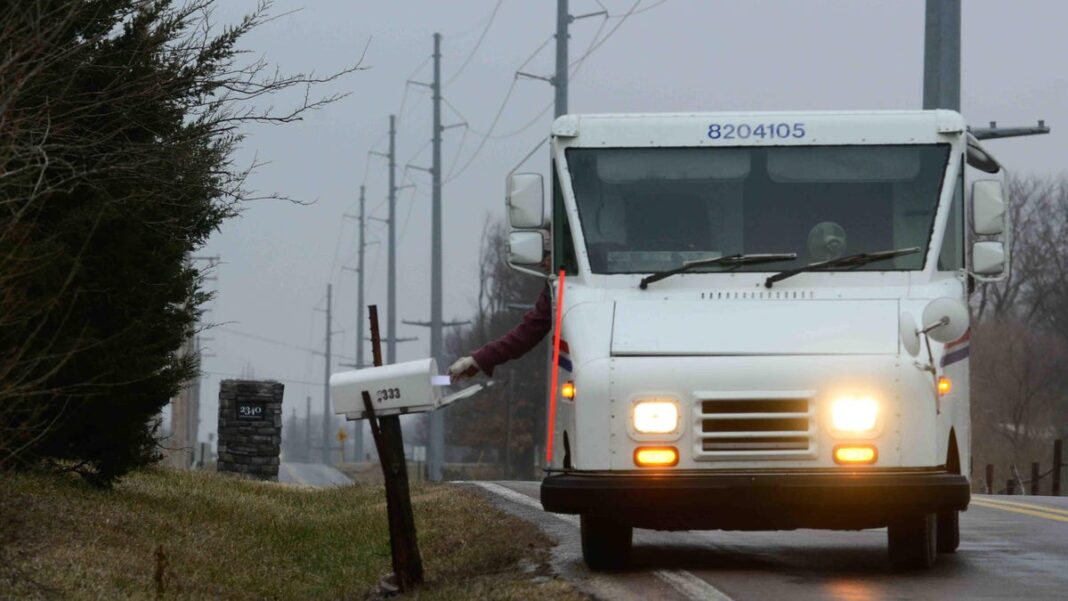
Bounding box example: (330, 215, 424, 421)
(546, 270, 566, 464)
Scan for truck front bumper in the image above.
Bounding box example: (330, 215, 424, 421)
(540, 470, 970, 531)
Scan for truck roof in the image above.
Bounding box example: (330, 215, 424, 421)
(551, 110, 967, 147)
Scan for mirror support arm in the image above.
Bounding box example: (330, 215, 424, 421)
(919, 316, 949, 336)
(508, 263, 550, 279)
(920, 333, 942, 414)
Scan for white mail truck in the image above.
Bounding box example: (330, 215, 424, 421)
(504, 110, 1008, 570)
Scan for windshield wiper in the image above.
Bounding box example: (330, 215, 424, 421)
(639, 253, 798, 289)
(763, 247, 921, 288)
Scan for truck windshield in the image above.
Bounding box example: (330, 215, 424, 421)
(565, 144, 950, 274)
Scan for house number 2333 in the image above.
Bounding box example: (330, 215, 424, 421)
(376, 388, 401, 402)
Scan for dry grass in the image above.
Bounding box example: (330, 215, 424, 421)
(0, 467, 583, 600)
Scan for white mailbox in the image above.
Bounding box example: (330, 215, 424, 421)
(331, 358, 442, 420)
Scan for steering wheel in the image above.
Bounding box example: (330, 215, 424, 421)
(807, 221, 847, 261)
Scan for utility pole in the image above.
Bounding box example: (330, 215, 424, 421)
(518, 2, 603, 117)
(355, 186, 366, 461)
(357, 186, 367, 370)
(517, 4, 605, 471)
(922, 0, 960, 112)
(922, 0, 1049, 139)
(322, 283, 332, 465)
(369, 115, 416, 364)
(388, 115, 398, 364)
(405, 33, 471, 482)
(305, 395, 312, 461)
(343, 184, 403, 460)
(555, 0, 569, 117)
(430, 32, 444, 482)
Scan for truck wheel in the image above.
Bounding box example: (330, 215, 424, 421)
(580, 514, 632, 571)
(887, 513, 937, 570)
(936, 510, 960, 553)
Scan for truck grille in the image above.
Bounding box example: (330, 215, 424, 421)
(695, 396, 816, 460)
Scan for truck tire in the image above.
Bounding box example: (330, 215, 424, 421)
(936, 510, 960, 553)
(887, 513, 937, 570)
(580, 514, 632, 571)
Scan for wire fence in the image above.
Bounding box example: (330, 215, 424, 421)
(980, 439, 1064, 496)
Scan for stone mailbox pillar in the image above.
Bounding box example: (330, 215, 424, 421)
(217, 379, 284, 481)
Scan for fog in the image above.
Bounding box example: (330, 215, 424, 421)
(193, 0, 1067, 442)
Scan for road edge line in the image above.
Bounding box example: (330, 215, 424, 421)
(653, 569, 735, 601)
(469, 481, 579, 526)
(283, 463, 307, 485)
(469, 482, 735, 601)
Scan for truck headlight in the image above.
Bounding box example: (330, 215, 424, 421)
(633, 400, 679, 434)
(831, 396, 879, 433)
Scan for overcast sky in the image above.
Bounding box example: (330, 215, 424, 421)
(193, 0, 1067, 441)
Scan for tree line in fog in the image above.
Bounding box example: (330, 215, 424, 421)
(971, 174, 1068, 490)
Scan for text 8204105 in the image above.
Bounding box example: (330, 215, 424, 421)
(708, 122, 805, 140)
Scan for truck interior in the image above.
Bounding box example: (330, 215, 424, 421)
(565, 144, 953, 275)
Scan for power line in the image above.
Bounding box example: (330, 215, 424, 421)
(509, 136, 549, 175)
(203, 371, 324, 388)
(326, 217, 349, 285)
(397, 182, 423, 243)
(360, 131, 390, 187)
(440, 97, 475, 178)
(442, 0, 658, 183)
(440, 77, 521, 182)
(214, 326, 356, 362)
(362, 141, 429, 225)
(446, 125, 470, 178)
(445, 0, 505, 87)
(345, 51, 433, 240)
(482, 100, 554, 142)
(397, 56, 432, 125)
(570, 0, 643, 72)
(615, 0, 668, 19)
(327, 137, 388, 287)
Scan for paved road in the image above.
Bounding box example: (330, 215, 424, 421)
(472, 480, 1068, 601)
(279, 462, 353, 487)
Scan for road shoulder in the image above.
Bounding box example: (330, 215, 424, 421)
(466, 480, 734, 601)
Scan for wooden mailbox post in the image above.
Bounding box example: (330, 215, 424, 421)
(361, 305, 424, 590)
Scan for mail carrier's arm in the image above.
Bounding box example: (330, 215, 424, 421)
(450, 285, 552, 380)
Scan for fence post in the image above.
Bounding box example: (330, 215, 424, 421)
(985, 464, 994, 494)
(1031, 462, 1040, 495)
(1054, 439, 1063, 497)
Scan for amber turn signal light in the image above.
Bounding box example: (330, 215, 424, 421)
(561, 380, 575, 400)
(937, 376, 951, 396)
(634, 446, 679, 467)
(834, 445, 877, 465)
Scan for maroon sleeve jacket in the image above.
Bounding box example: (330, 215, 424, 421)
(470, 285, 553, 376)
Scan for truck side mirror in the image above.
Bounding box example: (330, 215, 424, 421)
(971, 180, 1005, 235)
(921, 297, 970, 344)
(507, 173, 546, 229)
(972, 241, 1006, 276)
(969, 180, 1010, 282)
(508, 231, 545, 266)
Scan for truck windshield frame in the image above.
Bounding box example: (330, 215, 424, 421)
(564, 144, 952, 275)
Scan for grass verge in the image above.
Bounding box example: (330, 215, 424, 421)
(0, 467, 582, 600)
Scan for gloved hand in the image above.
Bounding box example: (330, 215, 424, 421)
(448, 356, 480, 383)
